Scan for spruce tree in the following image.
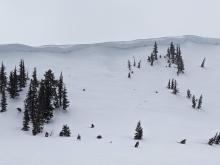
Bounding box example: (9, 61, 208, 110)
(0, 88, 7, 112)
(172, 80, 178, 94)
(197, 95, 203, 109)
(150, 53, 154, 66)
(171, 79, 175, 89)
(128, 60, 131, 71)
(187, 89, 191, 98)
(62, 86, 69, 111)
(7, 68, 19, 98)
(133, 57, 136, 67)
(32, 68, 39, 88)
(176, 46, 184, 75)
(192, 95, 196, 109)
(137, 60, 141, 69)
(128, 72, 131, 78)
(170, 42, 175, 63)
(167, 79, 171, 89)
(201, 58, 206, 68)
(0, 62, 7, 93)
(59, 124, 71, 137)
(58, 72, 64, 107)
(134, 121, 143, 140)
(153, 42, 158, 60)
(22, 103, 30, 131)
(18, 59, 27, 89)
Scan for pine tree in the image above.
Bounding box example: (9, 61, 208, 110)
(166, 48, 171, 59)
(171, 79, 175, 89)
(192, 95, 196, 109)
(172, 80, 178, 94)
(167, 79, 171, 89)
(176, 46, 184, 75)
(170, 42, 175, 63)
(150, 53, 154, 66)
(133, 57, 136, 67)
(59, 124, 71, 137)
(201, 58, 206, 68)
(153, 42, 158, 60)
(22, 103, 30, 131)
(58, 72, 64, 107)
(0, 88, 7, 112)
(134, 121, 143, 140)
(25, 80, 38, 124)
(128, 60, 131, 71)
(187, 89, 191, 98)
(137, 60, 141, 69)
(128, 72, 131, 78)
(197, 95, 203, 109)
(7, 67, 19, 98)
(0, 62, 7, 93)
(18, 59, 27, 89)
(62, 86, 69, 111)
(32, 68, 38, 88)
(43, 70, 57, 122)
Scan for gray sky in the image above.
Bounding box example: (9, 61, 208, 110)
(0, 0, 219, 46)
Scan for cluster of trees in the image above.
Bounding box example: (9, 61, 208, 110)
(0, 60, 28, 112)
(22, 69, 70, 135)
(208, 132, 220, 145)
(186, 89, 203, 109)
(166, 42, 185, 75)
(167, 79, 179, 94)
(147, 42, 159, 66)
(127, 57, 141, 78)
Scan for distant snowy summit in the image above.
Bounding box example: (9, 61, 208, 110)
(1, 35, 220, 53)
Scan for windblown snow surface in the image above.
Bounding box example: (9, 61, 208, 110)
(0, 35, 220, 165)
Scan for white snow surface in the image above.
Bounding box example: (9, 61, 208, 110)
(0, 35, 220, 165)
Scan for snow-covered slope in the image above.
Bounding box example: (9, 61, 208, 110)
(0, 35, 220, 165)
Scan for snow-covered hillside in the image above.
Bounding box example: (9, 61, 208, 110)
(0, 35, 220, 165)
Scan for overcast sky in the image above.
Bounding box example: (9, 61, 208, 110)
(0, 0, 219, 46)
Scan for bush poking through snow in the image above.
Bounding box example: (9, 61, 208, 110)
(59, 125, 71, 137)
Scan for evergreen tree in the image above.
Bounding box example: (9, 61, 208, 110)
(166, 48, 171, 59)
(0, 88, 7, 112)
(22, 103, 30, 131)
(134, 121, 143, 140)
(128, 60, 131, 71)
(18, 59, 27, 89)
(59, 124, 71, 137)
(171, 79, 175, 89)
(167, 79, 171, 89)
(187, 89, 191, 98)
(176, 47, 185, 75)
(201, 58, 206, 68)
(32, 68, 39, 88)
(133, 57, 136, 67)
(153, 42, 158, 60)
(0, 62, 7, 93)
(170, 42, 175, 63)
(137, 60, 141, 69)
(43, 70, 57, 122)
(192, 95, 196, 109)
(197, 95, 203, 109)
(58, 72, 64, 107)
(7, 67, 19, 98)
(62, 86, 69, 111)
(172, 80, 178, 94)
(150, 53, 154, 66)
(128, 72, 131, 78)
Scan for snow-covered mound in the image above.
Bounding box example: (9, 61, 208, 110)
(0, 35, 220, 165)
(1, 35, 220, 53)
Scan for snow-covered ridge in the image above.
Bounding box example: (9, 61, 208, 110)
(1, 35, 220, 53)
